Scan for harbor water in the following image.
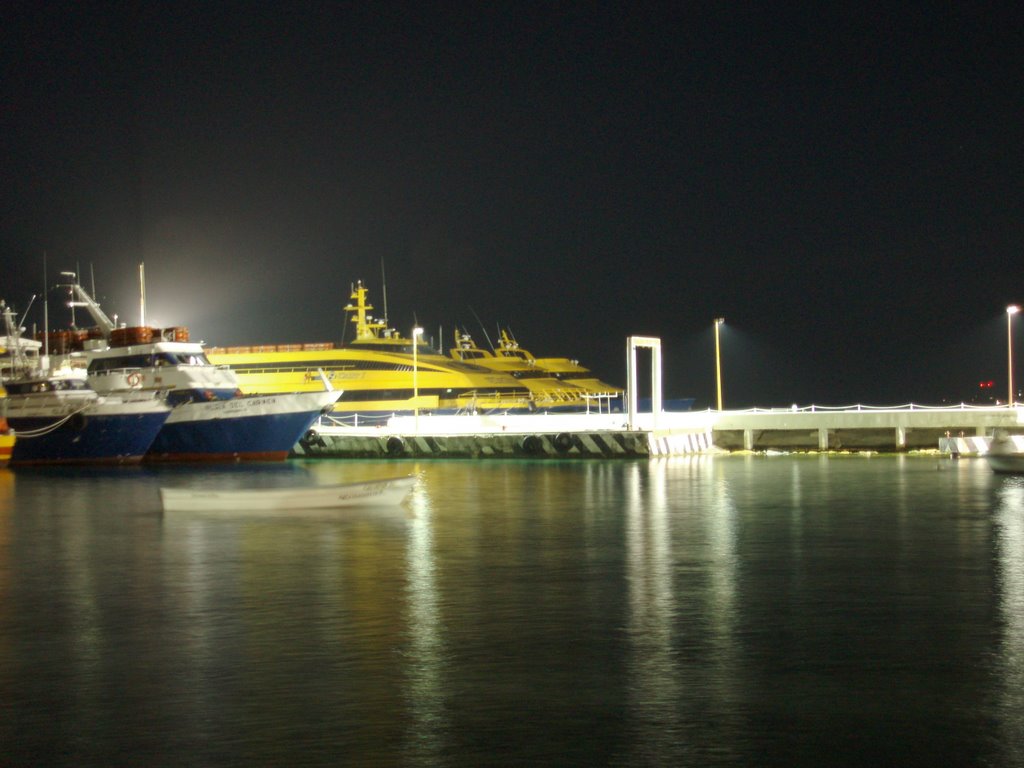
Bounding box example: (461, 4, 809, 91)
(2, 455, 1023, 766)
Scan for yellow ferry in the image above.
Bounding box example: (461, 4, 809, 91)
(206, 282, 534, 421)
(491, 330, 624, 411)
(448, 330, 612, 411)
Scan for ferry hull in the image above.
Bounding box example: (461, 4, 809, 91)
(146, 391, 339, 462)
(8, 410, 170, 465)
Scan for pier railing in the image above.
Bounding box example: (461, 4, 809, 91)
(701, 404, 1022, 451)
(704, 402, 1014, 414)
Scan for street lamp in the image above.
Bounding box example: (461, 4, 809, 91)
(1008, 305, 1020, 407)
(412, 326, 424, 431)
(714, 317, 725, 411)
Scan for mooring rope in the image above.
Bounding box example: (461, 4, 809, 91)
(9, 401, 93, 439)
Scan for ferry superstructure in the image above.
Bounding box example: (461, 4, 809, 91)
(206, 281, 533, 420)
(447, 330, 596, 411)
(492, 330, 624, 412)
(55, 280, 339, 461)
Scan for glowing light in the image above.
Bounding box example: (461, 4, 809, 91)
(1009, 305, 1020, 407)
(413, 326, 424, 432)
(713, 318, 725, 411)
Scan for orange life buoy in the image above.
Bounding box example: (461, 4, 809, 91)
(126, 372, 142, 387)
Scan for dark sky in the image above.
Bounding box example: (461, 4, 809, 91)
(2, 2, 1022, 408)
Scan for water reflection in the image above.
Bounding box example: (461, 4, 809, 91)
(3, 457, 1024, 765)
(403, 483, 446, 763)
(994, 476, 1024, 764)
(621, 456, 743, 763)
(624, 460, 679, 760)
(705, 458, 741, 747)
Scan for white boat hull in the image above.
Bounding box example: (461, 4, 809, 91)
(148, 390, 341, 461)
(987, 455, 1024, 474)
(160, 475, 416, 511)
(985, 433, 1024, 474)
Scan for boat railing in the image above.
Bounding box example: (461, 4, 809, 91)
(319, 412, 394, 429)
(90, 366, 145, 378)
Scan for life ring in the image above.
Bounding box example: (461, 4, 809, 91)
(126, 372, 142, 387)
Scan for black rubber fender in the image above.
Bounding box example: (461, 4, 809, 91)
(303, 429, 326, 448)
(386, 436, 406, 455)
(521, 435, 542, 455)
(554, 432, 574, 453)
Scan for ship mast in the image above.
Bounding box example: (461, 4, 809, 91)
(1, 301, 27, 374)
(42, 253, 49, 361)
(62, 274, 116, 339)
(344, 281, 387, 341)
(139, 263, 146, 327)
(380, 259, 389, 328)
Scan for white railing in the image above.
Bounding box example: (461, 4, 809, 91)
(701, 403, 1016, 414)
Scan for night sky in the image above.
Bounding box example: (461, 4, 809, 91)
(2, 3, 1021, 408)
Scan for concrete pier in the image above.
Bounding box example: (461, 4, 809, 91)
(294, 412, 712, 459)
(707, 404, 1021, 451)
(291, 405, 1023, 459)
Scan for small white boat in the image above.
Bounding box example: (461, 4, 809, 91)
(986, 432, 1024, 474)
(160, 475, 416, 512)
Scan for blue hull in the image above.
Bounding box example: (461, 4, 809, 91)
(147, 410, 326, 462)
(8, 412, 171, 465)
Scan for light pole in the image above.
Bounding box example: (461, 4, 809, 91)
(714, 317, 725, 411)
(1008, 305, 1020, 407)
(412, 326, 424, 431)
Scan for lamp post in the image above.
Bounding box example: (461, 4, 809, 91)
(714, 317, 725, 411)
(1008, 305, 1020, 407)
(412, 326, 424, 431)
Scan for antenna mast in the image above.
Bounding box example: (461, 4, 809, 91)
(17, 295, 36, 332)
(380, 258, 389, 327)
(1, 301, 28, 373)
(139, 263, 146, 326)
(469, 306, 494, 351)
(42, 252, 49, 359)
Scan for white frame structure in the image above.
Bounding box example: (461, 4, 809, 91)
(626, 336, 662, 430)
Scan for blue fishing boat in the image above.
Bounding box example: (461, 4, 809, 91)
(57, 277, 339, 461)
(4, 371, 172, 465)
(1, 302, 170, 465)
